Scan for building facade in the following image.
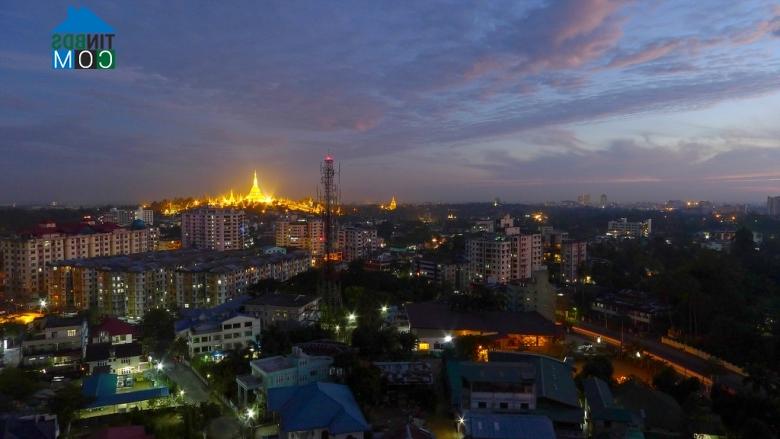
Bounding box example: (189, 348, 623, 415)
(338, 224, 380, 262)
(561, 240, 587, 283)
(181, 207, 247, 251)
(468, 233, 542, 284)
(243, 292, 321, 329)
(606, 218, 652, 238)
(0, 220, 158, 298)
(47, 249, 311, 318)
(21, 316, 88, 367)
(274, 217, 325, 256)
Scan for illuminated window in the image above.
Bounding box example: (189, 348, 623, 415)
(418, 342, 430, 351)
(67, 329, 76, 337)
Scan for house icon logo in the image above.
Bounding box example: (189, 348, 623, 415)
(52, 6, 116, 70)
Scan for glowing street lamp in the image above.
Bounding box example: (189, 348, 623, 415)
(180, 390, 185, 397)
(635, 351, 642, 359)
(380, 305, 388, 313)
(156, 362, 164, 371)
(444, 335, 453, 343)
(39, 299, 47, 309)
(347, 313, 356, 323)
(246, 408, 256, 420)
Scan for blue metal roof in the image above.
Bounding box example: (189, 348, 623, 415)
(268, 382, 370, 435)
(464, 413, 556, 439)
(82, 373, 169, 408)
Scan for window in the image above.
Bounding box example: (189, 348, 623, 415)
(67, 329, 76, 337)
(244, 322, 252, 327)
(499, 402, 508, 409)
(244, 331, 252, 337)
(477, 401, 487, 409)
(520, 403, 529, 409)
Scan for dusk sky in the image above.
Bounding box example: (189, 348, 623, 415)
(2, 0, 780, 205)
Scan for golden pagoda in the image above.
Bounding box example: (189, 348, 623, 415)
(246, 171, 273, 204)
(380, 195, 397, 211)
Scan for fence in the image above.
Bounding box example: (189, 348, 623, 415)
(660, 337, 747, 377)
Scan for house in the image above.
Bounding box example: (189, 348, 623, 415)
(243, 292, 320, 329)
(374, 361, 434, 386)
(613, 379, 685, 438)
(84, 342, 147, 384)
(583, 377, 642, 438)
(175, 296, 260, 357)
(78, 373, 169, 418)
(267, 382, 370, 439)
(236, 347, 333, 406)
(405, 302, 559, 352)
(0, 414, 60, 439)
(461, 413, 556, 439)
(448, 352, 584, 438)
(90, 317, 138, 345)
(21, 316, 88, 367)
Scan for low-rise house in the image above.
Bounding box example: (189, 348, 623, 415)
(405, 302, 559, 352)
(175, 296, 260, 357)
(448, 352, 584, 438)
(583, 377, 642, 438)
(22, 316, 88, 367)
(267, 382, 370, 439)
(374, 361, 434, 386)
(78, 373, 169, 419)
(84, 342, 146, 384)
(590, 290, 670, 331)
(90, 317, 138, 345)
(236, 347, 333, 406)
(243, 292, 320, 329)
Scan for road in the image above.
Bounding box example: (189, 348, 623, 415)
(572, 322, 743, 387)
(165, 361, 210, 404)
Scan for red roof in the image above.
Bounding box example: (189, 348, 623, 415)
(94, 317, 139, 337)
(20, 221, 122, 238)
(90, 426, 153, 439)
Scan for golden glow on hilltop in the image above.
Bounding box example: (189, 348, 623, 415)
(162, 171, 324, 215)
(380, 195, 397, 211)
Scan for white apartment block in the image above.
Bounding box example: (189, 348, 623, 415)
(468, 233, 543, 284)
(337, 225, 380, 262)
(606, 218, 652, 238)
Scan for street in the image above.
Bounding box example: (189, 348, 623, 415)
(165, 362, 210, 404)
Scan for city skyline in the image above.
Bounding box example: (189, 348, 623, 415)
(2, 1, 780, 204)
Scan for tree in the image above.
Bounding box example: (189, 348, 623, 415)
(0, 367, 40, 401)
(140, 308, 175, 356)
(454, 335, 492, 361)
(575, 355, 614, 386)
(260, 324, 292, 356)
(49, 383, 91, 434)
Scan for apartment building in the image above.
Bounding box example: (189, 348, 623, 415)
(561, 240, 587, 283)
(0, 219, 158, 298)
(338, 224, 380, 262)
(243, 292, 321, 329)
(274, 217, 325, 256)
(47, 249, 311, 318)
(181, 207, 246, 251)
(467, 233, 542, 284)
(606, 218, 652, 238)
(21, 316, 88, 367)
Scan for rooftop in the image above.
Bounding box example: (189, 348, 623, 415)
(267, 382, 370, 435)
(246, 292, 319, 308)
(84, 342, 143, 363)
(406, 302, 558, 336)
(463, 413, 556, 439)
(93, 317, 139, 337)
(175, 295, 254, 334)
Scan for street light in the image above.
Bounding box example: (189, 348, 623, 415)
(635, 351, 642, 359)
(39, 299, 47, 309)
(156, 362, 164, 371)
(347, 313, 356, 322)
(246, 408, 256, 420)
(444, 335, 453, 343)
(179, 390, 185, 397)
(380, 305, 388, 313)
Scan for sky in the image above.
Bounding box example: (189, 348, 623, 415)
(1, 0, 780, 205)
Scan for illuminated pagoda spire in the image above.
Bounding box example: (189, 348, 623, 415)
(246, 170, 270, 203)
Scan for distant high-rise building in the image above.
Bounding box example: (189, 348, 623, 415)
(0, 219, 158, 298)
(599, 194, 607, 208)
(135, 207, 154, 225)
(768, 196, 780, 217)
(181, 207, 246, 251)
(561, 240, 587, 282)
(577, 193, 591, 205)
(607, 218, 652, 238)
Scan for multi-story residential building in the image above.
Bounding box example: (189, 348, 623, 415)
(338, 224, 380, 262)
(0, 220, 158, 299)
(274, 217, 324, 256)
(47, 249, 310, 318)
(768, 196, 780, 217)
(175, 296, 260, 357)
(491, 269, 556, 322)
(606, 218, 652, 238)
(449, 352, 583, 439)
(513, 233, 543, 280)
(561, 240, 587, 283)
(243, 292, 320, 329)
(21, 316, 88, 367)
(236, 347, 333, 406)
(181, 207, 246, 251)
(468, 233, 542, 284)
(468, 234, 513, 284)
(135, 207, 154, 225)
(590, 289, 671, 330)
